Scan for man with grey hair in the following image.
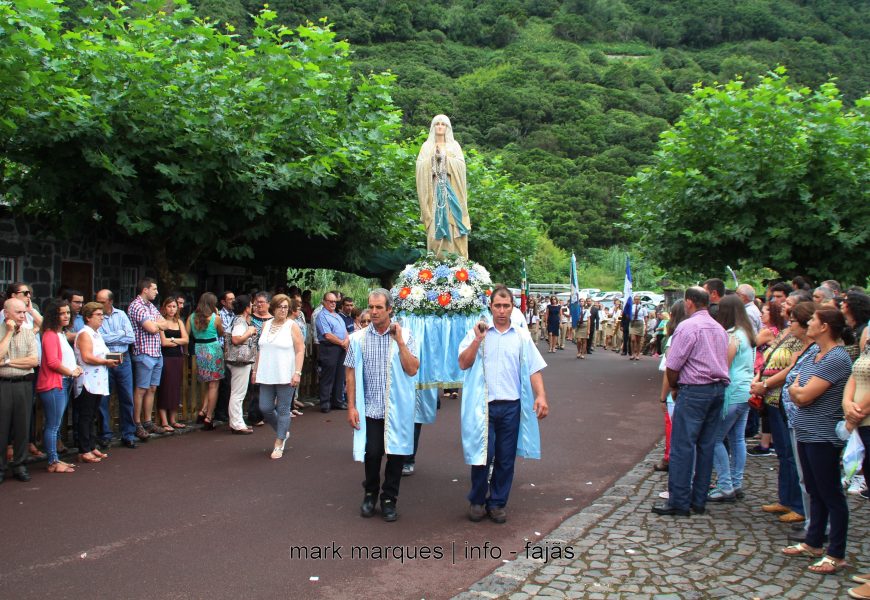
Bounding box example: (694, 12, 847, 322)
(346, 289, 419, 522)
(812, 286, 835, 306)
(736, 284, 762, 333)
(821, 280, 841, 297)
(316, 290, 349, 413)
(0, 298, 39, 482)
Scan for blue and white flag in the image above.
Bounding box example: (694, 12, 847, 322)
(623, 255, 633, 320)
(569, 252, 582, 327)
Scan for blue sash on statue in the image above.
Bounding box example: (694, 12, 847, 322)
(350, 327, 417, 461)
(434, 180, 470, 240)
(459, 326, 541, 466)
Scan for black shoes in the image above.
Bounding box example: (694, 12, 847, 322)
(360, 494, 376, 518)
(332, 403, 348, 410)
(121, 439, 137, 449)
(488, 506, 507, 524)
(380, 498, 397, 522)
(468, 504, 487, 522)
(320, 406, 331, 414)
(97, 438, 112, 451)
(11, 466, 31, 482)
(651, 502, 690, 517)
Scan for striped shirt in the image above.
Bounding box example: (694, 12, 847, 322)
(0, 322, 37, 377)
(99, 308, 135, 354)
(344, 325, 417, 419)
(792, 345, 852, 445)
(666, 309, 730, 385)
(128, 296, 162, 357)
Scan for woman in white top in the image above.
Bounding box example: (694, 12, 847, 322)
(253, 294, 305, 459)
(74, 302, 119, 463)
(227, 295, 257, 434)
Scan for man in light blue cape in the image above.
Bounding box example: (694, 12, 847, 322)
(458, 286, 549, 524)
(345, 289, 419, 522)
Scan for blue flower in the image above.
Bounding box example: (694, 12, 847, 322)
(434, 265, 452, 279)
(466, 269, 478, 280)
(426, 290, 440, 302)
(450, 289, 460, 299)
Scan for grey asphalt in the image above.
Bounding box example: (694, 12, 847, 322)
(0, 345, 663, 599)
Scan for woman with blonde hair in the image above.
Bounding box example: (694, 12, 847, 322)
(188, 292, 224, 431)
(415, 114, 471, 259)
(253, 294, 305, 459)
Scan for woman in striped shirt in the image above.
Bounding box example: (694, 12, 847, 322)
(781, 307, 853, 574)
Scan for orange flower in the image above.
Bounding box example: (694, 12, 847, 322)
(455, 269, 469, 282)
(399, 287, 411, 299)
(419, 269, 433, 282)
(485, 288, 492, 296)
(437, 293, 452, 307)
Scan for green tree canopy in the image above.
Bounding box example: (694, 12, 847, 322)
(622, 69, 869, 283)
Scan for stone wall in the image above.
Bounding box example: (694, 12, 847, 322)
(0, 214, 152, 307)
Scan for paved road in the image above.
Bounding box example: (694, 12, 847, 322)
(0, 346, 664, 599)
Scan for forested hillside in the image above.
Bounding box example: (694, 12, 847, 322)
(187, 0, 867, 260)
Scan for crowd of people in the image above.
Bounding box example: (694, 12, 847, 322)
(526, 294, 666, 360)
(0, 277, 375, 480)
(635, 277, 868, 598)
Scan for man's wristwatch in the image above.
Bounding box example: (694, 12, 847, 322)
(294, 370, 302, 376)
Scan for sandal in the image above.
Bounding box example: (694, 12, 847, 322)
(196, 412, 206, 424)
(78, 453, 101, 463)
(161, 424, 175, 432)
(291, 409, 303, 417)
(47, 462, 75, 473)
(92, 449, 109, 459)
(782, 543, 824, 558)
(808, 556, 848, 575)
(170, 422, 187, 429)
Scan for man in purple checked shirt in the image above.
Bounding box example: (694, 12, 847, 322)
(652, 286, 730, 517)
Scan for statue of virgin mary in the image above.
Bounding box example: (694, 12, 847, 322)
(415, 114, 471, 259)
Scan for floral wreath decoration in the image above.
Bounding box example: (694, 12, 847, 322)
(391, 254, 493, 316)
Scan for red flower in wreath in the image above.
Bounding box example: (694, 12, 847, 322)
(437, 293, 452, 307)
(455, 269, 469, 282)
(418, 269, 433, 282)
(399, 287, 411, 299)
(485, 288, 492, 296)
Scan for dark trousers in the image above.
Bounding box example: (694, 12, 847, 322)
(621, 316, 631, 354)
(768, 404, 803, 514)
(363, 417, 405, 502)
(215, 366, 230, 420)
(74, 389, 102, 454)
(468, 400, 521, 509)
(317, 344, 346, 409)
(797, 441, 848, 559)
(246, 382, 263, 423)
(587, 327, 596, 351)
(667, 382, 725, 511)
(0, 380, 33, 471)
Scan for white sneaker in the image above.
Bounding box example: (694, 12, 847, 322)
(847, 473, 867, 495)
(658, 490, 669, 499)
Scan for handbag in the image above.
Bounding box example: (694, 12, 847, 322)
(225, 317, 257, 365)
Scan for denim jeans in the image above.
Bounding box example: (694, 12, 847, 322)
(259, 384, 294, 441)
(768, 404, 804, 515)
(712, 402, 750, 492)
(667, 382, 726, 512)
(467, 400, 521, 509)
(39, 377, 71, 465)
(101, 354, 136, 442)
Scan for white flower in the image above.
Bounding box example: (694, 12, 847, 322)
(458, 284, 474, 299)
(472, 263, 491, 283)
(410, 286, 425, 301)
